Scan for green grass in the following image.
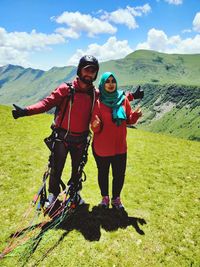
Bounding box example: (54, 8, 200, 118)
(125, 83, 200, 141)
(141, 106, 200, 141)
(0, 105, 200, 266)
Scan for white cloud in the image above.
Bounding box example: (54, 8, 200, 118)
(100, 4, 151, 29)
(174, 34, 200, 53)
(182, 29, 192, 34)
(55, 27, 80, 39)
(193, 12, 200, 32)
(101, 9, 138, 30)
(0, 46, 29, 66)
(164, 0, 183, 5)
(53, 11, 116, 38)
(146, 28, 168, 51)
(53, 5, 151, 38)
(136, 28, 200, 54)
(129, 4, 152, 16)
(102, 9, 138, 29)
(0, 27, 65, 67)
(0, 28, 65, 50)
(67, 36, 133, 65)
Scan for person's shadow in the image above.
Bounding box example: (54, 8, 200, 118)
(58, 204, 146, 241)
(8, 204, 146, 266)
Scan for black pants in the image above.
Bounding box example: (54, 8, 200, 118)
(93, 150, 127, 199)
(49, 140, 86, 196)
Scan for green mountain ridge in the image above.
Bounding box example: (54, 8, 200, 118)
(0, 49, 200, 141)
(99, 50, 200, 86)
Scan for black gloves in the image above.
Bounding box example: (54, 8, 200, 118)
(12, 104, 28, 119)
(132, 86, 144, 99)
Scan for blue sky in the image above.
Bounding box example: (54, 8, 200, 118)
(0, 0, 200, 70)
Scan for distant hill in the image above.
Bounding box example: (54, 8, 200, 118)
(0, 49, 199, 141)
(0, 64, 76, 106)
(109, 50, 200, 86)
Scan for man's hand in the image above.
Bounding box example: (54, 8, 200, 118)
(133, 86, 144, 100)
(12, 104, 27, 119)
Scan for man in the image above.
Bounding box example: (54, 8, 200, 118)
(12, 55, 99, 206)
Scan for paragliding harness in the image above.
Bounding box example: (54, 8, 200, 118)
(34, 82, 94, 214)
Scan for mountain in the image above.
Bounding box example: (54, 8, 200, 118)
(0, 49, 199, 141)
(0, 64, 76, 105)
(127, 83, 200, 141)
(108, 50, 200, 86)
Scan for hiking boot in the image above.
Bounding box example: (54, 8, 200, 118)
(70, 191, 85, 207)
(111, 197, 124, 210)
(98, 196, 110, 208)
(44, 193, 57, 209)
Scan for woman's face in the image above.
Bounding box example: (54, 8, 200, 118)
(104, 75, 117, 93)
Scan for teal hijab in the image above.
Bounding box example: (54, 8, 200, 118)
(99, 72, 126, 126)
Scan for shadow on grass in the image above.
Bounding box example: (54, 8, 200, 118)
(59, 204, 147, 241)
(8, 204, 146, 266)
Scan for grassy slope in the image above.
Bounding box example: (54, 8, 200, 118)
(99, 50, 200, 86)
(141, 106, 200, 141)
(0, 105, 200, 266)
(126, 83, 200, 141)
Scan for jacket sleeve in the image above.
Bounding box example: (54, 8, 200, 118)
(126, 91, 134, 102)
(91, 101, 102, 133)
(125, 98, 139, 125)
(26, 83, 70, 115)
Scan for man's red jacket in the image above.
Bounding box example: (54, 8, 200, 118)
(26, 78, 98, 134)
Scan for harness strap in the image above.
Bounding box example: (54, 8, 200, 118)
(59, 82, 75, 128)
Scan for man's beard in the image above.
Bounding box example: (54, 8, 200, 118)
(79, 75, 94, 85)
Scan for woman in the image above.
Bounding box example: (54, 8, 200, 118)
(91, 72, 142, 210)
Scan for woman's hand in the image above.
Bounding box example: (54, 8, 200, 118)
(135, 106, 142, 118)
(92, 115, 101, 128)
